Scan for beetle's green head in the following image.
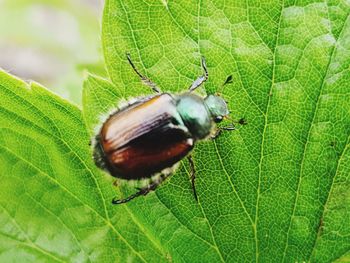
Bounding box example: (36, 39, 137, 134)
(204, 94, 229, 123)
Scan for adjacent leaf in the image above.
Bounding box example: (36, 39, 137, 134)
(0, 71, 168, 262)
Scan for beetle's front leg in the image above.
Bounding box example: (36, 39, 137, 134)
(213, 117, 248, 139)
(211, 125, 236, 140)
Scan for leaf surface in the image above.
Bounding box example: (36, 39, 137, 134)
(1, 0, 350, 262)
(0, 72, 168, 262)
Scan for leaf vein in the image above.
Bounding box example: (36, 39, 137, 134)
(282, 11, 350, 262)
(1, 145, 148, 263)
(310, 136, 350, 261)
(181, 161, 226, 262)
(0, 204, 65, 263)
(255, 1, 285, 261)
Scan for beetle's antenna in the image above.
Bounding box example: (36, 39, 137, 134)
(216, 75, 233, 96)
(223, 75, 234, 86)
(221, 116, 247, 131)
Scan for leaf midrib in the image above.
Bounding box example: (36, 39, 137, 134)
(254, 0, 285, 261)
(1, 79, 165, 262)
(1, 145, 149, 263)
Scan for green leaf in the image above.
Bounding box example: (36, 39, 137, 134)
(98, 0, 350, 261)
(0, 71, 169, 262)
(1, 0, 350, 262)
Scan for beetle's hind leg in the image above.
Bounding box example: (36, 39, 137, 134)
(126, 53, 161, 94)
(189, 56, 208, 92)
(112, 173, 171, 205)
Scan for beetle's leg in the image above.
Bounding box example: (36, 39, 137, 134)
(112, 173, 171, 205)
(211, 125, 236, 139)
(126, 53, 161, 94)
(211, 129, 222, 139)
(221, 125, 236, 131)
(189, 56, 208, 92)
(113, 180, 119, 187)
(187, 155, 198, 201)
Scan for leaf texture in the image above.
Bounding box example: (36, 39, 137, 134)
(1, 0, 350, 262)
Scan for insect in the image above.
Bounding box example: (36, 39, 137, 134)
(93, 53, 237, 204)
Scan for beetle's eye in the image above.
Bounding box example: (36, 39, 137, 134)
(214, 116, 223, 123)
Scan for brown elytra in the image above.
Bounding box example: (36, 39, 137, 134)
(95, 94, 193, 180)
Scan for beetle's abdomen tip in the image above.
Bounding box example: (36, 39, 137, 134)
(92, 136, 107, 170)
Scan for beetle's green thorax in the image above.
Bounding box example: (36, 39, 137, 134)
(204, 94, 229, 118)
(176, 93, 212, 140)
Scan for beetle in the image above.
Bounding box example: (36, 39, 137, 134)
(93, 53, 237, 204)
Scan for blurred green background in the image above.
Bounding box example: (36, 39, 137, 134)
(0, 0, 105, 104)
